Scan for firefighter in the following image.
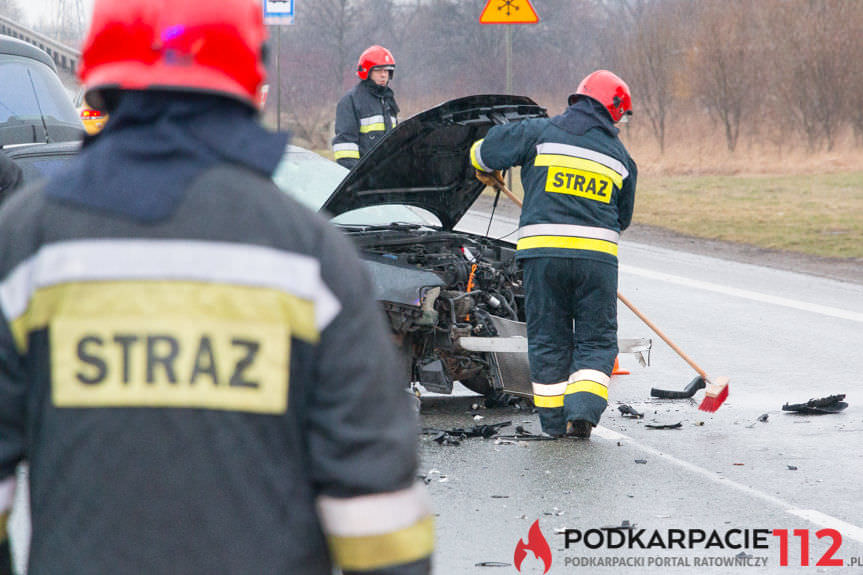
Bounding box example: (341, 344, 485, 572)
(0, 1, 433, 573)
(332, 45, 399, 169)
(470, 70, 637, 438)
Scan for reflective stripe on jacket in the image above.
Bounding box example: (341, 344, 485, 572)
(0, 161, 431, 574)
(471, 98, 637, 264)
(332, 80, 399, 169)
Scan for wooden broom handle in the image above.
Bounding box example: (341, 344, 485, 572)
(615, 291, 708, 380)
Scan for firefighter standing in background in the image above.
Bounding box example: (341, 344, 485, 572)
(0, 1, 433, 573)
(470, 70, 637, 439)
(332, 45, 399, 169)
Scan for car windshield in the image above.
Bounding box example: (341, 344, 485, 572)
(0, 56, 84, 145)
(272, 145, 437, 227)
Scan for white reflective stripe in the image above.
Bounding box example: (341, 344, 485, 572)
(0, 477, 14, 513)
(531, 381, 568, 396)
(0, 240, 341, 331)
(391, 116, 397, 126)
(471, 140, 491, 172)
(317, 482, 431, 538)
(518, 224, 619, 243)
(333, 142, 359, 153)
(360, 115, 385, 127)
(569, 369, 610, 386)
(535, 143, 628, 179)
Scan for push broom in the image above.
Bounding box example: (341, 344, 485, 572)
(477, 170, 729, 412)
(616, 292, 729, 412)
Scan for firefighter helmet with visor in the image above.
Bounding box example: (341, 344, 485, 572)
(356, 45, 395, 81)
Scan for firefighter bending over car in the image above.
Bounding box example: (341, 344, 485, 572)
(332, 45, 400, 169)
(471, 70, 637, 439)
(0, 1, 433, 573)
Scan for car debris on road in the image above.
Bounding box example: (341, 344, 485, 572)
(782, 394, 848, 414)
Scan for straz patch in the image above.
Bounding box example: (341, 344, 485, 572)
(51, 317, 289, 414)
(544, 167, 613, 203)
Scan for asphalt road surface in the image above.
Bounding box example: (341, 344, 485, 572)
(8, 205, 862, 574)
(424, 206, 863, 573)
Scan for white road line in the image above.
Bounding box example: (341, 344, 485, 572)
(621, 265, 863, 323)
(592, 425, 863, 544)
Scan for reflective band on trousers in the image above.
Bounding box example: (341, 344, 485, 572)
(532, 370, 609, 407)
(517, 223, 619, 256)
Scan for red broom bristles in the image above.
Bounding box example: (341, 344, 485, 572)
(698, 377, 730, 412)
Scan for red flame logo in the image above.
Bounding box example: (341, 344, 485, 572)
(514, 519, 552, 573)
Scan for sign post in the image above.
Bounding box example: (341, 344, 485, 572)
(263, 1, 295, 131)
(479, 0, 539, 188)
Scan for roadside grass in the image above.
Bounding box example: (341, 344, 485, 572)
(498, 168, 863, 260)
(315, 144, 863, 260)
(635, 172, 863, 259)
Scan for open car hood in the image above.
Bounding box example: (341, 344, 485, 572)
(322, 95, 546, 230)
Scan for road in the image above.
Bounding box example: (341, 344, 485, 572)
(422, 208, 863, 573)
(8, 208, 862, 574)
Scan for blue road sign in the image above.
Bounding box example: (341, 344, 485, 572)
(264, 0, 294, 26)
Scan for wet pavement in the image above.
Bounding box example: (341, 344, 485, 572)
(425, 207, 863, 573)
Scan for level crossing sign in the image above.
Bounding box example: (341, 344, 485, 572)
(263, 0, 294, 26)
(479, 0, 539, 24)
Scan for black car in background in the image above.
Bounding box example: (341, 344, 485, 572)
(0, 35, 84, 147)
(0, 35, 84, 202)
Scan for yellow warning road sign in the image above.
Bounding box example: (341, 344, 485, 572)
(479, 0, 539, 24)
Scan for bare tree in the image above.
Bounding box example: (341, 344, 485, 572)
(613, 0, 688, 152)
(691, 0, 755, 152)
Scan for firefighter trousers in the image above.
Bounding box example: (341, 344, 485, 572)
(522, 257, 618, 435)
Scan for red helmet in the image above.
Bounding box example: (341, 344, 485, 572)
(356, 45, 395, 81)
(78, 0, 268, 110)
(569, 70, 632, 123)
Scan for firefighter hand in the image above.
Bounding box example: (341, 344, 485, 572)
(475, 169, 504, 190)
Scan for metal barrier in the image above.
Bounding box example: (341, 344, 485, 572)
(0, 15, 80, 75)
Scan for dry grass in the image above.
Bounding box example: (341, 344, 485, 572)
(312, 111, 863, 260)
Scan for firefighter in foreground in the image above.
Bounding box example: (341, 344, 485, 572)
(471, 70, 637, 438)
(332, 45, 399, 168)
(0, 1, 433, 573)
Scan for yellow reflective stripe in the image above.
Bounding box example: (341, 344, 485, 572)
(470, 139, 490, 172)
(534, 154, 624, 188)
(0, 510, 9, 542)
(359, 123, 386, 133)
(533, 394, 564, 408)
(516, 235, 618, 256)
(566, 380, 609, 400)
(334, 149, 360, 160)
(11, 281, 319, 353)
(328, 515, 434, 571)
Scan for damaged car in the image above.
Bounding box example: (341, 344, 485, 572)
(276, 95, 649, 400)
(275, 95, 544, 399)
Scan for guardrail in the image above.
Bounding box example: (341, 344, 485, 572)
(0, 15, 80, 75)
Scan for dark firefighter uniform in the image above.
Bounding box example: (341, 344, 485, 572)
(470, 97, 637, 436)
(332, 80, 399, 169)
(0, 94, 433, 575)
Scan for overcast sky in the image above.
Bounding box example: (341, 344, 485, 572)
(18, 0, 94, 27)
